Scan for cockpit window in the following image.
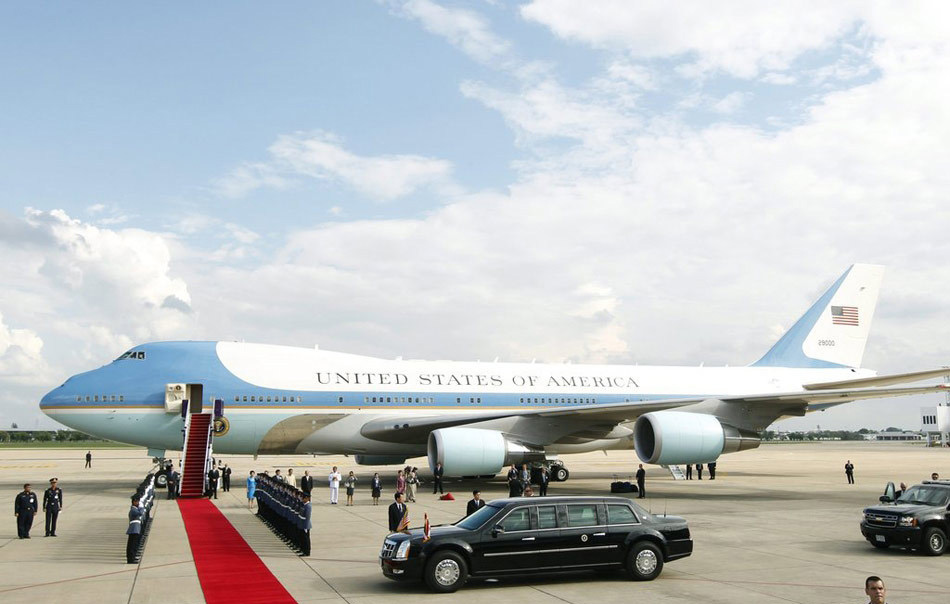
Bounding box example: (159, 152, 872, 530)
(116, 350, 146, 361)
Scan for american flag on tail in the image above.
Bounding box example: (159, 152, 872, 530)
(397, 508, 410, 532)
(423, 513, 431, 542)
(831, 305, 859, 326)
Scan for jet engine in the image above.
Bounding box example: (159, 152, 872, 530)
(633, 411, 760, 465)
(354, 455, 407, 466)
(427, 427, 545, 476)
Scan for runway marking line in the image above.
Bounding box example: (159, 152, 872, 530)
(0, 560, 191, 594)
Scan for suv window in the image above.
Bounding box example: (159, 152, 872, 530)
(538, 505, 557, 529)
(607, 504, 638, 525)
(498, 507, 531, 532)
(566, 504, 599, 527)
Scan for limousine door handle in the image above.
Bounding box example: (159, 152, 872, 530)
(593, 532, 606, 537)
(521, 537, 535, 541)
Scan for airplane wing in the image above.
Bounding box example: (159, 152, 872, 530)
(360, 382, 949, 445)
(803, 367, 950, 390)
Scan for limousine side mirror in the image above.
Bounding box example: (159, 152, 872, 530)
(879, 495, 892, 504)
(491, 526, 505, 538)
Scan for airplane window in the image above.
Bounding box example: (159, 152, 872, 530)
(76, 396, 81, 402)
(386, 397, 391, 403)
(111, 395, 116, 402)
(477, 398, 481, 403)
(297, 396, 302, 402)
(251, 396, 256, 402)
(94, 395, 99, 402)
(242, 396, 247, 402)
(233, 396, 238, 402)
(85, 396, 90, 402)
(136, 351, 145, 359)
(119, 395, 124, 402)
(266, 396, 272, 402)
(338, 397, 343, 403)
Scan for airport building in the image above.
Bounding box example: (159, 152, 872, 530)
(920, 403, 950, 446)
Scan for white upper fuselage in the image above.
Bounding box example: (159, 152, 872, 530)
(39, 341, 872, 456)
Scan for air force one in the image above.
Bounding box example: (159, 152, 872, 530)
(39, 264, 948, 480)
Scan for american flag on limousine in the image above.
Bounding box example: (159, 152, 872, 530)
(831, 305, 859, 326)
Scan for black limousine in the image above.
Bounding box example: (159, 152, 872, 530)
(380, 496, 692, 592)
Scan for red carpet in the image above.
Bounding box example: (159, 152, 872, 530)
(178, 499, 297, 604)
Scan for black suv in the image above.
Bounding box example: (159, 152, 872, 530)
(860, 480, 950, 555)
(379, 496, 692, 592)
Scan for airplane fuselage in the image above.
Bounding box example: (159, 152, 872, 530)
(40, 341, 871, 457)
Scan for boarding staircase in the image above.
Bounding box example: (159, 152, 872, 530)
(179, 413, 213, 498)
(664, 464, 687, 480)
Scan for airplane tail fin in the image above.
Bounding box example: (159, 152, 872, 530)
(752, 264, 885, 368)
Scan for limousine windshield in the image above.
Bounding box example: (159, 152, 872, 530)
(455, 503, 503, 530)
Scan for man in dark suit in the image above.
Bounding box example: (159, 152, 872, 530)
(207, 467, 220, 499)
(845, 460, 855, 484)
(696, 463, 703, 480)
(388, 492, 408, 532)
(222, 465, 232, 492)
(466, 490, 485, 516)
(300, 470, 314, 496)
(685, 463, 692, 479)
(432, 462, 444, 494)
(636, 464, 646, 498)
(43, 478, 63, 536)
(538, 467, 550, 496)
(708, 461, 717, 480)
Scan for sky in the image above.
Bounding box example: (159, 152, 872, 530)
(1, 1, 949, 432)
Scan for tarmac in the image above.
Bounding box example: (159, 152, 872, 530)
(0, 441, 948, 604)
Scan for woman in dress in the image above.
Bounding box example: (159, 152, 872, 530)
(395, 470, 406, 499)
(344, 471, 358, 506)
(246, 470, 256, 510)
(371, 472, 382, 506)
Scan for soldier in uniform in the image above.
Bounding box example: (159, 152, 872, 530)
(15, 484, 38, 539)
(43, 478, 63, 536)
(126, 496, 143, 563)
(301, 493, 312, 556)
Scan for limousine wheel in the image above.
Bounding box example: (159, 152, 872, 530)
(425, 550, 468, 593)
(626, 541, 663, 581)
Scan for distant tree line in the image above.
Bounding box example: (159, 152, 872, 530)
(761, 427, 911, 441)
(0, 429, 108, 443)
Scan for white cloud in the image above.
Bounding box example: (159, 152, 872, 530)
(521, 0, 866, 78)
(215, 131, 456, 202)
(391, 0, 511, 63)
(712, 91, 747, 114)
(0, 311, 48, 384)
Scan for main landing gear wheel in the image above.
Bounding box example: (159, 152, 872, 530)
(552, 466, 570, 482)
(424, 550, 468, 593)
(626, 541, 663, 581)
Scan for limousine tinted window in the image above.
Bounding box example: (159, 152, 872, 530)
(566, 504, 599, 527)
(499, 507, 530, 531)
(608, 504, 638, 524)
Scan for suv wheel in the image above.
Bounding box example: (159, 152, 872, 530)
(553, 466, 570, 482)
(922, 527, 947, 556)
(424, 550, 468, 593)
(626, 541, 663, 581)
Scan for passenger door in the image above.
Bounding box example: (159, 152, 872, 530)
(605, 503, 641, 567)
(533, 504, 561, 571)
(474, 506, 537, 574)
(553, 503, 614, 568)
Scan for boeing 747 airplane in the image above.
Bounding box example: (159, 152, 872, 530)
(39, 264, 948, 480)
